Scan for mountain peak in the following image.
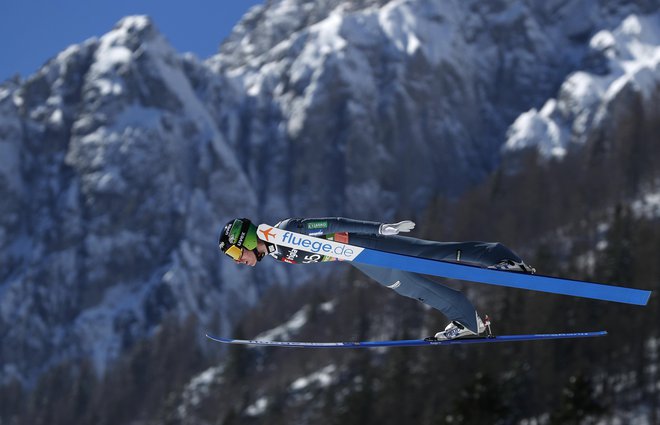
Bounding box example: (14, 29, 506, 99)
(94, 15, 162, 61)
(113, 15, 157, 41)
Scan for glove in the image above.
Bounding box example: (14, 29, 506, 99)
(379, 220, 416, 236)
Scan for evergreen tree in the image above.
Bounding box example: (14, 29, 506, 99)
(549, 374, 604, 425)
(598, 204, 634, 285)
(225, 323, 254, 383)
(0, 378, 25, 423)
(333, 352, 375, 425)
(443, 372, 509, 425)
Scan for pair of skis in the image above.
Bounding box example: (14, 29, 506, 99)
(208, 225, 651, 348)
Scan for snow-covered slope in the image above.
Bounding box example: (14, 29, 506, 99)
(504, 12, 660, 159)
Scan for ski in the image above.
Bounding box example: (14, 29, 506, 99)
(257, 224, 651, 306)
(206, 331, 607, 348)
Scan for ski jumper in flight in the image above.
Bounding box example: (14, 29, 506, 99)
(218, 217, 534, 340)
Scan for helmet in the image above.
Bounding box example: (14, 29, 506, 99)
(219, 218, 259, 261)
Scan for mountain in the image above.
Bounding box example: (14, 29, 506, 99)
(0, 16, 264, 385)
(0, 0, 658, 418)
(503, 12, 660, 160)
(207, 0, 658, 215)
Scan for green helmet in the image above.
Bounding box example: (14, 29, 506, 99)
(219, 218, 259, 260)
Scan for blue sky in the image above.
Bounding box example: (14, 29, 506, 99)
(0, 0, 264, 82)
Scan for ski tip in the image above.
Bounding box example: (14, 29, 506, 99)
(620, 289, 651, 306)
(578, 331, 607, 337)
(641, 290, 652, 306)
(205, 334, 232, 343)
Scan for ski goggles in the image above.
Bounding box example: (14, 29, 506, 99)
(224, 245, 243, 261)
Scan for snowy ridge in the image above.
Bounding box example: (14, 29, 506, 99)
(177, 365, 225, 419)
(504, 12, 660, 159)
(253, 300, 335, 342)
(255, 306, 310, 341)
(290, 364, 337, 392)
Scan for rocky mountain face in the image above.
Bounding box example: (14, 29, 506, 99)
(0, 0, 658, 395)
(503, 12, 660, 161)
(0, 17, 264, 384)
(209, 0, 658, 215)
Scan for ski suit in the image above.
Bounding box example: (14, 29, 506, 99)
(268, 217, 523, 333)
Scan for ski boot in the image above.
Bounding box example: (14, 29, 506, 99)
(425, 314, 491, 341)
(489, 259, 536, 274)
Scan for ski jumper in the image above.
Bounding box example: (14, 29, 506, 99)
(268, 217, 523, 333)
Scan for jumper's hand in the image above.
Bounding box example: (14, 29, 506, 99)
(379, 220, 416, 236)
